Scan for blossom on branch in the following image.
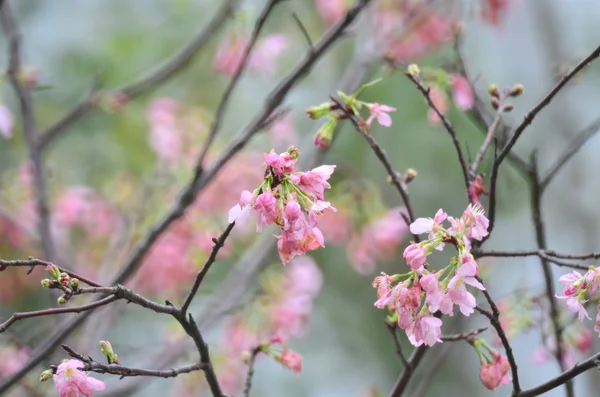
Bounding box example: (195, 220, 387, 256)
(52, 359, 105, 397)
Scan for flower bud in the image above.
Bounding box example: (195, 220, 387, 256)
(46, 264, 60, 280)
(100, 340, 118, 364)
(59, 272, 70, 287)
(502, 104, 514, 112)
(313, 118, 336, 148)
(406, 64, 420, 77)
(305, 102, 333, 120)
(508, 83, 524, 97)
(57, 295, 69, 305)
(39, 369, 53, 382)
(490, 97, 500, 110)
(404, 168, 418, 184)
(69, 278, 79, 290)
(40, 279, 53, 288)
(488, 84, 500, 98)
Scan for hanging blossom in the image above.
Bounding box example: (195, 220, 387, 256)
(372, 204, 489, 347)
(52, 359, 105, 397)
(555, 268, 600, 331)
(472, 339, 512, 391)
(228, 146, 336, 263)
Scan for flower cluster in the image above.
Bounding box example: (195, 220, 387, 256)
(372, 204, 490, 346)
(556, 268, 600, 335)
(228, 147, 336, 263)
(51, 359, 105, 397)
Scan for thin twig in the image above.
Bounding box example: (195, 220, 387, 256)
(180, 222, 236, 314)
(243, 346, 262, 397)
(0, 4, 57, 262)
(292, 12, 314, 52)
(440, 326, 488, 342)
(475, 280, 521, 394)
(385, 321, 409, 367)
(469, 101, 506, 179)
(540, 116, 600, 191)
(36, 0, 241, 150)
(0, 258, 105, 287)
(197, 0, 282, 166)
(495, 43, 600, 170)
(529, 153, 572, 395)
(405, 73, 470, 193)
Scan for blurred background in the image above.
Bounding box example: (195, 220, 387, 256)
(1, 0, 600, 396)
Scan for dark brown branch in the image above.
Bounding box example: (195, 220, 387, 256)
(385, 321, 409, 367)
(405, 73, 470, 193)
(197, 0, 281, 166)
(388, 345, 428, 397)
(330, 97, 419, 241)
(440, 326, 488, 342)
(473, 249, 591, 270)
(180, 222, 235, 314)
(0, 4, 57, 262)
(513, 351, 600, 397)
(243, 346, 262, 397)
(495, 43, 600, 170)
(61, 344, 205, 379)
(0, 295, 118, 333)
(36, 0, 240, 150)
(540, 116, 600, 191)
(475, 280, 521, 394)
(0, 257, 105, 287)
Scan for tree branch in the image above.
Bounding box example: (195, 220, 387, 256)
(388, 345, 428, 397)
(0, 257, 104, 287)
(0, 3, 57, 262)
(243, 346, 262, 397)
(36, 0, 241, 150)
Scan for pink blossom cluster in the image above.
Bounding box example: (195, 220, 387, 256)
(228, 147, 336, 263)
(372, 205, 490, 346)
(556, 268, 600, 336)
(213, 33, 288, 77)
(52, 359, 105, 397)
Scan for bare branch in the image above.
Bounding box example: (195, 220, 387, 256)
(388, 344, 429, 397)
(0, 3, 57, 262)
(243, 346, 262, 397)
(36, 0, 241, 149)
(469, 100, 506, 179)
(0, 257, 105, 287)
(540, 116, 600, 191)
(385, 321, 409, 367)
(440, 326, 488, 342)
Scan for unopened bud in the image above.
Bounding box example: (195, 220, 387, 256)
(404, 168, 418, 183)
(508, 83, 524, 97)
(69, 278, 79, 290)
(57, 295, 69, 305)
(406, 64, 420, 77)
(100, 340, 118, 364)
(488, 84, 500, 98)
(305, 102, 333, 120)
(502, 104, 514, 112)
(39, 369, 53, 382)
(313, 118, 336, 148)
(491, 97, 500, 110)
(40, 279, 53, 288)
(46, 264, 60, 280)
(58, 272, 70, 287)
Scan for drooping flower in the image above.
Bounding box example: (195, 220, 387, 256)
(480, 353, 511, 390)
(411, 315, 443, 346)
(53, 359, 105, 397)
(365, 103, 396, 127)
(403, 242, 427, 272)
(447, 257, 485, 316)
(275, 349, 302, 374)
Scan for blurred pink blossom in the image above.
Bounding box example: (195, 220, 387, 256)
(427, 86, 448, 125)
(315, 0, 349, 25)
(481, 0, 513, 26)
(213, 34, 288, 77)
(0, 105, 13, 139)
(387, 14, 453, 64)
(0, 345, 29, 378)
(146, 98, 182, 165)
(267, 112, 296, 148)
(53, 186, 116, 238)
(450, 74, 474, 111)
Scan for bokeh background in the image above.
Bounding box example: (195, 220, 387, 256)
(1, 1, 600, 396)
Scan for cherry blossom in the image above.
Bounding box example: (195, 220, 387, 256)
(480, 353, 511, 390)
(53, 359, 105, 397)
(365, 103, 396, 127)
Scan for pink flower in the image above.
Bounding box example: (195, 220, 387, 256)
(419, 273, 446, 313)
(146, 98, 182, 165)
(468, 175, 488, 206)
(315, 0, 349, 25)
(427, 87, 448, 125)
(411, 315, 443, 346)
(366, 103, 396, 127)
(462, 204, 489, 241)
(292, 165, 335, 201)
(403, 242, 427, 272)
(450, 75, 474, 111)
(575, 328, 593, 353)
(566, 297, 590, 321)
(0, 105, 13, 139)
(447, 258, 485, 316)
(275, 349, 302, 374)
(277, 225, 324, 264)
(228, 190, 255, 223)
(53, 359, 105, 397)
(265, 150, 296, 176)
(213, 34, 245, 76)
(253, 192, 277, 231)
(410, 209, 447, 236)
(480, 353, 511, 390)
(248, 34, 288, 76)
